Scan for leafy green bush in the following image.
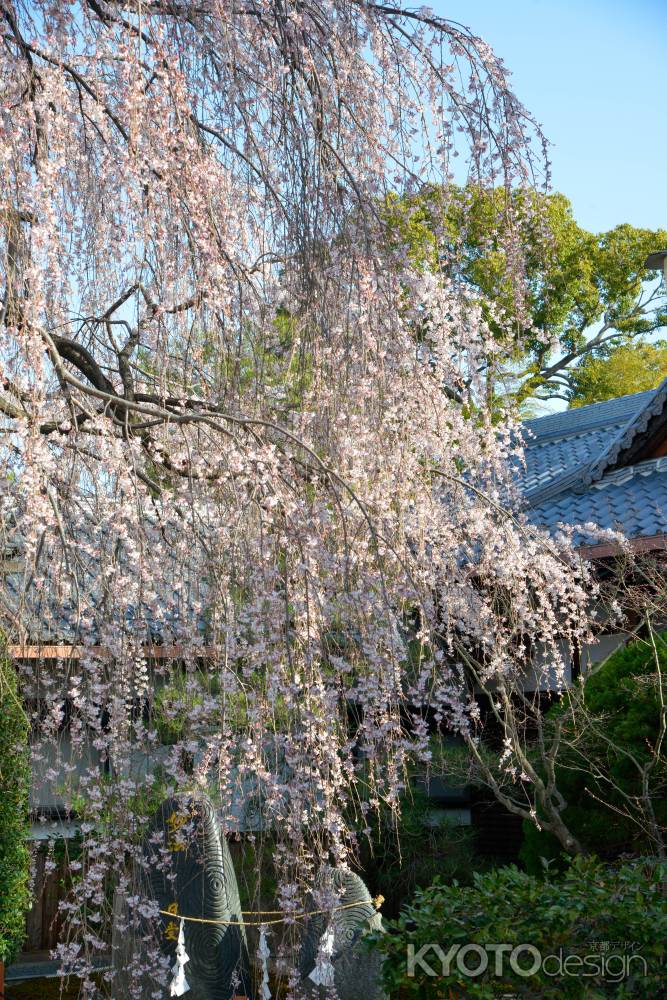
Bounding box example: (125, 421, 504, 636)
(376, 856, 666, 998)
(0, 653, 31, 964)
(521, 633, 667, 873)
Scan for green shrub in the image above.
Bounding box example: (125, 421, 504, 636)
(375, 856, 666, 998)
(0, 653, 32, 964)
(521, 633, 667, 873)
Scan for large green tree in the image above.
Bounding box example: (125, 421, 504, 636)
(384, 186, 667, 405)
(568, 339, 667, 408)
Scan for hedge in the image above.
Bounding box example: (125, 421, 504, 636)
(375, 856, 666, 998)
(0, 652, 31, 965)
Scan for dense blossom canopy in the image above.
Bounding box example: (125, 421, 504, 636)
(1, 1, 594, 991)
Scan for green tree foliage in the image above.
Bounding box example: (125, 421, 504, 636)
(0, 652, 31, 964)
(568, 339, 667, 408)
(376, 856, 666, 998)
(520, 633, 667, 873)
(383, 186, 667, 405)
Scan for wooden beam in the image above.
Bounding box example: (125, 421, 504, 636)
(578, 532, 667, 561)
(7, 644, 219, 661)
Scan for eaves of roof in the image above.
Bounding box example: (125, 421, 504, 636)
(584, 378, 667, 485)
(578, 531, 667, 561)
(523, 379, 667, 510)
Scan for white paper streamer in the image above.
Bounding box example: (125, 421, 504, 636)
(170, 918, 191, 996)
(257, 923, 272, 999)
(308, 923, 335, 987)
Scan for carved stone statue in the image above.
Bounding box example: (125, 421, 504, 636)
(119, 793, 254, 1000)
(112, 797, 388, 1000)
(298, 868, 387, 1000)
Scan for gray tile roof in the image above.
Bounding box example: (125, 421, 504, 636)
(528, 457, 667, 545)
(518, 425, 619, 498)
(0, 511, 210, 644)
(521, 382, 667, 545)
(523, 389, 656, 443)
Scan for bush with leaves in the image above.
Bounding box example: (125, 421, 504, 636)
(376, 856, 666, 998)
(0, 652, 31, 965)
(520, 632, 667, 873)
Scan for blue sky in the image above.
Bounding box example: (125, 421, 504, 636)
(433, 0, 666, 234)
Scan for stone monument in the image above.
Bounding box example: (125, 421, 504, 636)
(112, 793, 254, 1000)
(298, 868, 387, 1000)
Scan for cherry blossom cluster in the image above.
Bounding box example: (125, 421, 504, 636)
(1, 2, 588, 991)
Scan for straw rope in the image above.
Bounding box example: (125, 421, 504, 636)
(158, 895, 384, 928)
